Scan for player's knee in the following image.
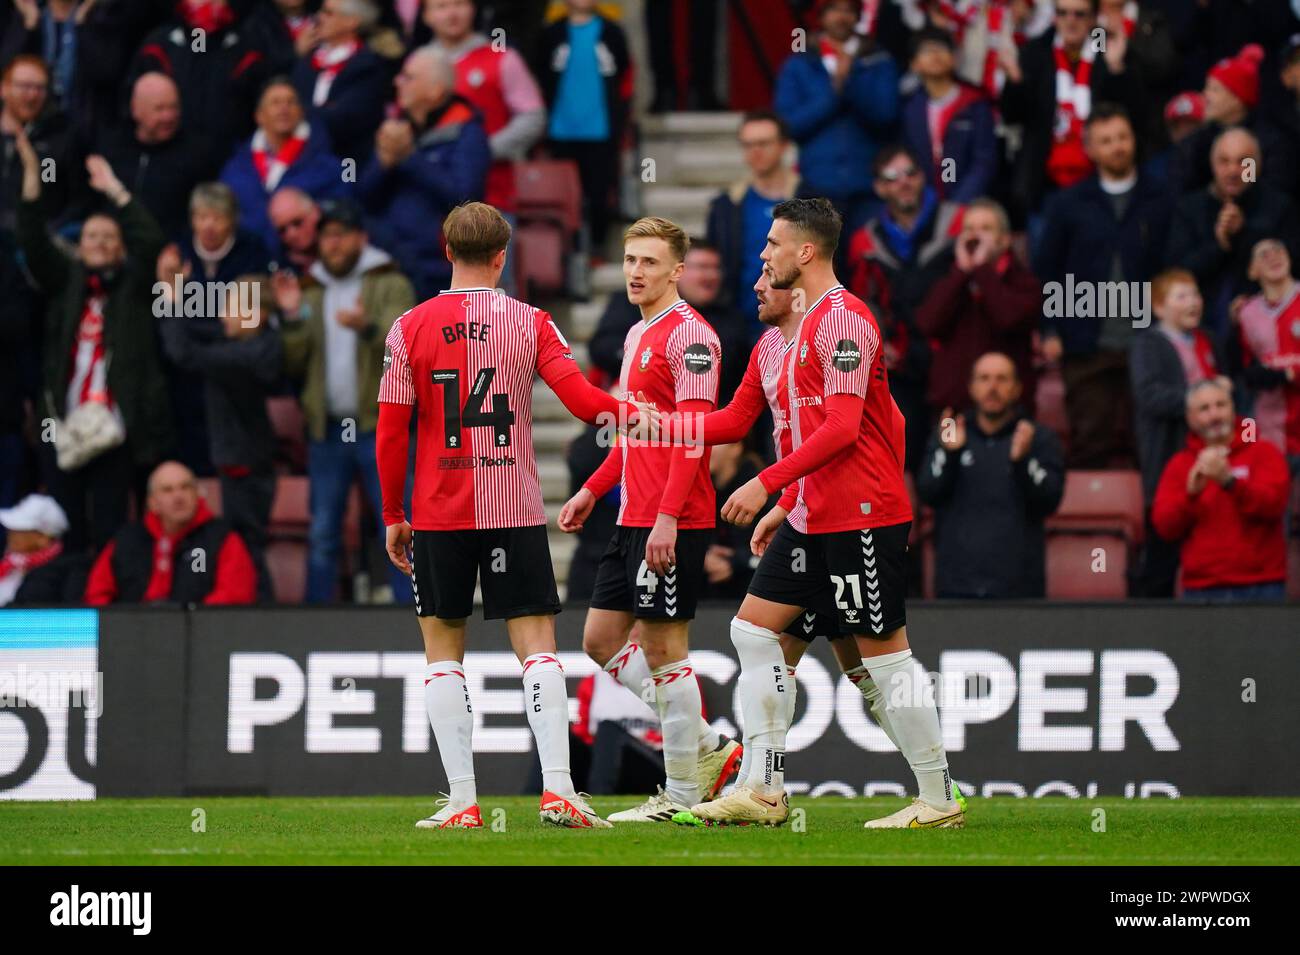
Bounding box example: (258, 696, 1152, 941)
(730, 616, 781, 667)
(582, 625, 622, 666)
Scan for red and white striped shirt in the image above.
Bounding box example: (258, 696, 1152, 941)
(786, 286, 911, 533)
(378, 287, 578, 530)
(616, 299, 721, 528)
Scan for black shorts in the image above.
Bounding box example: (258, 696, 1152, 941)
(589, 525, 711, 620)
(410, 526, 560, 621)
(747, 520, 910, 637)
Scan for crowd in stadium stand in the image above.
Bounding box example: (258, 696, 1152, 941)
(0, 0, 1297, 610)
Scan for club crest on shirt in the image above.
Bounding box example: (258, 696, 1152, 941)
(467, 68, 485, 88)
(683, 342, 713, 374)
(798, 341, 809, 365)
(639, 346, 653, 370)
(832, 339, 861, 372)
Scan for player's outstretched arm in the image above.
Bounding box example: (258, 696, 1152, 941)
(667, 355, 765, 449)
(721, 392, 863, 525)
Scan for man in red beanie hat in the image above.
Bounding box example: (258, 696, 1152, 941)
(1170, 43, 1288, 196)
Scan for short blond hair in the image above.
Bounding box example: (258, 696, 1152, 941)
(624, 216, 690, 263)
(443, 201, 512, 264)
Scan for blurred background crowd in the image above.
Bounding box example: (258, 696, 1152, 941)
(0, 0, 1297, 615)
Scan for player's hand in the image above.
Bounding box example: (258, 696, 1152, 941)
(750, 505, 787, 557)
(645, 512, 678, 575)
(721, 476, 768, 527)
(385, 521, 413, 575)
(626, 390, 661, 442)
(704, 544, 734, 583)
(1009, 419, 1035, 462)
(938, 407, 966, 452)
(558, 488, 595, 533)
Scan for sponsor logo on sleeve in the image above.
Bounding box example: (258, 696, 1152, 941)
(832, 339, 862, 372)
(683, 343, 714, 375)
(383, 345, 393, 373)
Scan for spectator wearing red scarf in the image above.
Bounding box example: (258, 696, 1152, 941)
(999, 0, 1136, 224)
(901, 26, 997, 204)
(290, 0, 388, 165)
(220, 78, 350, 250)
(1131, 269, 1225, 596)
(0, 495, 89, 606)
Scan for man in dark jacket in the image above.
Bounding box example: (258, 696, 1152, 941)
(915, 198, 1041, 416)
(129, 0, 290, 158)
(844, 144, 960, 467)
(0, 494, 89, 606)
(84, 460, 257, 605)
(1166, 126, 1300, 346)
(999, 0, 1138, 224)
(160, 276, 282, 601)
(358, 45, 488, 298)
(290, 0, 389, 164)
(773, 0, 899, 233)
(96, 72, 216, 241)
(0, 226, 36, 507)
(916, 352, 1066, 599)
(15, 134, 173, 552)
(157, 181, 272, 475)
(1035, 104, 1173, 468)
(1, 54, 77, 230)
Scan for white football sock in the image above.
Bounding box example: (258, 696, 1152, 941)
(844, 663, 901, 750)
(606, 638, 717, 755)
(651, 660, 702, 806)
(424, 660, 476, 807)
(522, 652, 573, 796)
(731, 618, 787, 796)
(864, 649, 954, 808)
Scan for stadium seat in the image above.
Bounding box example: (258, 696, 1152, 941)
(265, 540, 307, 604)
(514, 222, 566, 299)
(270, 475, 311, 537)
(1046, 533, 1129, 599)
(266, 397, 307, 473)
(1035, 366, 1069, 452)
(515, 159, 583, 235)
(1047, 470, 1145, 545)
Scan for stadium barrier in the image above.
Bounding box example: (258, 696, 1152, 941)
(1, 604, 1295, 800)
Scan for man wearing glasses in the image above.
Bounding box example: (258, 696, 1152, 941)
(1001, 0, 1136, 226)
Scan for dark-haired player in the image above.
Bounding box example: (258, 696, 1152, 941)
(689, 197, 964, 829)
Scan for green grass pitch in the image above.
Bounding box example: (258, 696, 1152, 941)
(2, 797, 1297, 865)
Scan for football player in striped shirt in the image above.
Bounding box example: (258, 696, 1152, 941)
(696, 198, 964, 830)
(376, 202, 655, 830)
(557, 217, 742, 822)
(665, 265, 921, 826)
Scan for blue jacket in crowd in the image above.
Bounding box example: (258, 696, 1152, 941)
(219, 123, 352, 252)
(357, 95, 490, 300)
(900, 84, 997, 205)
(773, 45, 899, 205)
